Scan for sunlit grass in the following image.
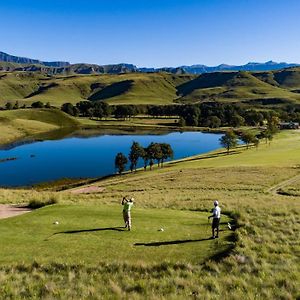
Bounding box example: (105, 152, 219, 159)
(0, 130, 299, 298)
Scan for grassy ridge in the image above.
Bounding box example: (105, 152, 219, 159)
(176, 70, 300, 105)
(0, 72, 194, 106)
(0, 109, 79, 145)
(1, 69, 300, 106)
(0, 131, 299, 298)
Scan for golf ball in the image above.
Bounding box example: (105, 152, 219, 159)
(160, 228, 164, 232)
(54, 221, 59, 225)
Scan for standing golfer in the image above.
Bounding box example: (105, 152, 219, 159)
(122, 197, 134, 231)
(208, 200, 221, 239)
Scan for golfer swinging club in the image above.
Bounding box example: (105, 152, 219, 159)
(122, 196, 134, 231)
(208, 200, 221, 239)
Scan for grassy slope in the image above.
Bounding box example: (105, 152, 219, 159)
(177, 71, 300, 105)
(0, 72, 195, 106)
(1, 69, 300, 107)
(0, 109, 79, 145)
(0, 131, 299, 298)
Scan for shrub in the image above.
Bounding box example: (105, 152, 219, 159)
(27, 197, 58, 209)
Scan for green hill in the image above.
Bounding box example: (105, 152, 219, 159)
(254, 67, 300, 89)
(0, 109, 79, 145)
(0, 69, 300, 107)
(176, 71, 300, 106)
(0, 72, 195, 106)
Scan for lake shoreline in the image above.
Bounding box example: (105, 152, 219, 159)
(0, 130, 225, 188)
(0, 119, 230, 148)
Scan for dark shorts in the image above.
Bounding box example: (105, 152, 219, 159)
(212, 218, 220, 229)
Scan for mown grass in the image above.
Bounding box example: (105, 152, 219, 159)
(0, 131, 299, 298)
(0, 205, 232, 265)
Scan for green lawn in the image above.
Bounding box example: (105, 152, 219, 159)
(0, 204, 232, 265)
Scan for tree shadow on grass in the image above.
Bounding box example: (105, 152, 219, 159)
(44, 227, 126, 241)
(56, 227, 126, 234)
(134, 237, 212, 247)
(168, 149, 243, 166)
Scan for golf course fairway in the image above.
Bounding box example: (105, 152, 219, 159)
(0, 205, 232, 265)
(0, 130, 299, 299)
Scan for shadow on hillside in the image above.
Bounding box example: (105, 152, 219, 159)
(88, 80, 133, 101)
(56, 227, 126, 234)
(168, 149, 242, 166)
(134, 237, 211, 247)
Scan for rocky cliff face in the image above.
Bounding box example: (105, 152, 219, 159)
(1, 50, 299, 75)
(0, 51, 70, 67)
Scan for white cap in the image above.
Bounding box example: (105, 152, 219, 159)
(214, 200, 219, 206)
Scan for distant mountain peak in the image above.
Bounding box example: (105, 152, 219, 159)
(0, 50, 299, 75)
(0, 51, 70, 67)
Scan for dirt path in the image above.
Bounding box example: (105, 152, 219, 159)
(268, 173, 300, 196)
(0, 204, 31, 220)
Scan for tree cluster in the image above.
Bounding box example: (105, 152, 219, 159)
(221, 121, 279, 154)
(60, 100, 300, 128)
(2, 101, 51, 110)
(61, 101, 111, 119)
(115, 141, 174, 174)
(147, 103, 294, 128)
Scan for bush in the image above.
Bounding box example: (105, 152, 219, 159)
(27, 197, 58, 209)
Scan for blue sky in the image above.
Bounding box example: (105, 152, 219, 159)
(1, 0, 300, 67)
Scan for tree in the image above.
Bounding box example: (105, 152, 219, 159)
(93, 101, 111, 120)
(259, 128, 276, 145)
(240, 131, 256, 149)
(61, 103, 78, 116)
(128, 141, 143, 172)
(114, 105, 137, 120)
(146, 142, 160, 170)
(253, 137, 260, 149)
(114, 152, 128, 174)
(178, 117, 186, 127)
(206, 116, 221, 128)
(140, 147, 149, 171)
(220, 130, 238, 154)
(229, 114, 245, 127)
(154, 143, 163, 167)
(267, 116, 279, 135)
(244, 110, 264, 126)
(76, 101, 93, 117)
(5, 102, 13, 110)
(181, 105, 200, 126)
(160, 143, 174, 167)
(31, 101, 44, 108)
(13, 101, 19, 110)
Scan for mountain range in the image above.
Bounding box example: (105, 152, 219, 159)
(1, 51, 299, 75)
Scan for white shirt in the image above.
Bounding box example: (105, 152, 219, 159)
(212, 206, 221, 219)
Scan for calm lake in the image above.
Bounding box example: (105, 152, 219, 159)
(0, 131, 224, 187)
